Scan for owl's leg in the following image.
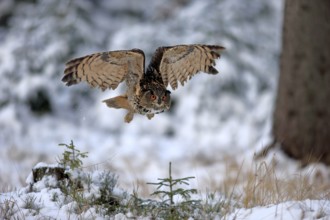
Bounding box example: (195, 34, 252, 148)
(103, 96, 135, 123)
(124, 111, 134, 123)
(146, 114, 154, 120)
(103, 95, 131, 110)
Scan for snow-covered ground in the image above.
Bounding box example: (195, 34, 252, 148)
(227, 200, 330, 220)
(1, 0, 329, 219)
(1, 161, 330, 219)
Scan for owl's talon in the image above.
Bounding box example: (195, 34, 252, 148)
(125, 112, 134, 123)
(147, 114, 154, 120)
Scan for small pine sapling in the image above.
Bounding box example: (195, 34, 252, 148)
(57, 140, 88, 170)
(147, 162, 201, 219)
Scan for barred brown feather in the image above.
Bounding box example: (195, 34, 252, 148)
(62, 49, 145, 91)
(148, 44, 224, 89)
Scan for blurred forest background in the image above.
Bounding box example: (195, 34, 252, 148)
(0, 0, 283, 191)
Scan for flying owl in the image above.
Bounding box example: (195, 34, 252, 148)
(62, 44, 225, 123)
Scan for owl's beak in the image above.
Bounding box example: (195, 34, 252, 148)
(157, 98, 162, 105)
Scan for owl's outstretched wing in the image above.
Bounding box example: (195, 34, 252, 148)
(148, 44, 224, 90)
(62, 49, 145, 91)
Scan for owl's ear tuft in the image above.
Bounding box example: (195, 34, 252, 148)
(146, 90, 154, 95)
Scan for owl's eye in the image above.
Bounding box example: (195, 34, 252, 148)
(150, 94, 157, 101)
(162, 95, 167, 101)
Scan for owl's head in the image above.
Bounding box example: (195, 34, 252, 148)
(139, 89, 171, 113)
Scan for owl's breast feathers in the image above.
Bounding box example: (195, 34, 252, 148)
(135, 104, 166, 115)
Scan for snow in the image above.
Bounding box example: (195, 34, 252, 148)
(1, 165, 330, 219)
(226, 200, 330, 220)
(0, 0, 329, 219)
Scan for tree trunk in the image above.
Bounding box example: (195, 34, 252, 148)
(273, 0, 330, 165)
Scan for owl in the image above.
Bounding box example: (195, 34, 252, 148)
(62, 44, 224, 123)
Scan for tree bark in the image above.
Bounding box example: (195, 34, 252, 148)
(273, 0, 330, 165)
